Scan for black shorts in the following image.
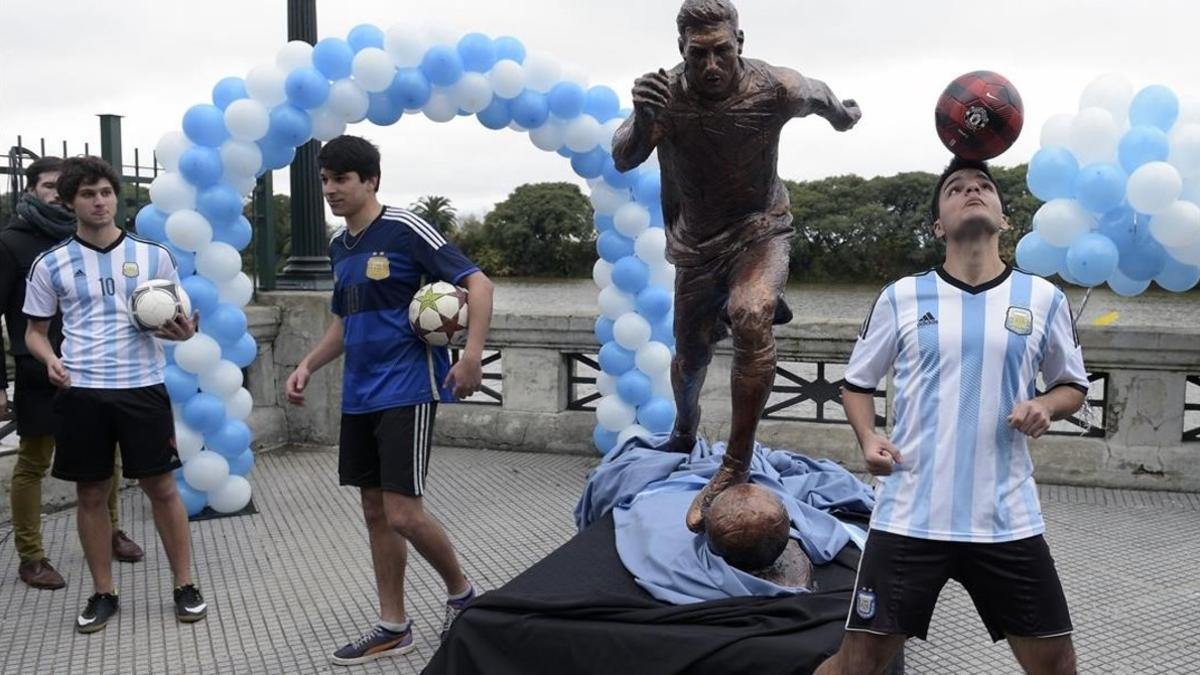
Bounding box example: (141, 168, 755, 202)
(846, 529, 1073, 642)
(51, 384, 181, 483)
(339, 402, 437, 497)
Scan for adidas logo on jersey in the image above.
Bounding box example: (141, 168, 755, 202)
(917, 312, 938, 328)
(74, 269, 86, 278)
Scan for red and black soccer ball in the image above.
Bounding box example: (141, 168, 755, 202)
(408, 281, 470, 347)
(935, 71, 1024, 161)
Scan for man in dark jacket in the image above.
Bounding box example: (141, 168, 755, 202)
(0, 157, 143, 590)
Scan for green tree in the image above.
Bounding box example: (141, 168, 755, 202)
(411, 195, 457, 234)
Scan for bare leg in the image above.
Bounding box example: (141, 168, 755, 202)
(77, 480, 114, 593)
(814, 631, 907, 675)
(137, 474, 192, 586)
(382, 492, 468, 596)
(362, 488, 409, 624)
(1008, 635, 1077, 675)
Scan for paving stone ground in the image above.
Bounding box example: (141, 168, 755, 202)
(1, 445, 1196, 674)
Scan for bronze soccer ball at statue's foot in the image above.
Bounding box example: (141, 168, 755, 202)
(685, 463, 750, 532)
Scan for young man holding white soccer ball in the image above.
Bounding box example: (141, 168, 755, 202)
(24, 156, 207, 634)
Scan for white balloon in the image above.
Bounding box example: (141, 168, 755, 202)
(1182, 178, 1200, 205)
(451, 73, 494, 114)
(424, 24, 461, 47)
(635, 341, 673, 376)
(1033, 199, 1095, 247)
(1079, 73, 1133, 125)
(224, 99, 270, 142)
(635, 228, 667, 266)
(613, 312, 652, 351)
(614, 203, 651, 238)
(561, 64, 590, 88)
(175, 422, 204, 462)
(508, 120, 527, 133)
(228, 173, 258, 197)
(220, 140, 263, 178)
(183, 451, 230, 492)
(309, 105, 347, 142)
(489, 59, 525, 99)
(596, 395, 637, 432)
(600, 118, 624, 153)
(522, 51, 562, 93)
(165, 210, 214, 252)
(218, 272, 254, 307)
(276, 40, 314, 71)
(592, 259, 613, 289)
(564, 115, 602, 153)
(615, 424, 650, 450)
(1149, 200, 1200, 249)
(208, 475, 252, 514)
(156, 131, 191, 173)
(590, 184, 631, 216)
(384, 24, 429, 68)
(596, 371, 616, 396)
(649, 263, 676, 289)
(1168, 238, 1200, 265)
(149, 173, 197, 214)
(245, 64, 288, 107)
(652, 373, 674, 398)
(1127, 161, 1183, 215)
(1068, 107, 1120, 166)
(529, 119, 566, 152)
(351, 48, 396, 93)
(327, 79, 370, 122)
(196, 242, 243, 282)
(1178, 94, 1200, 127)
(175, 333, 222, 374)
(199, 360, 245, 398)
(1040, 113, 1075, 148)
(1168, 124, 1200, 178)
(598, 285, 635, 320)
(225, 387, 253, 421)
(422, 89, 458, 123)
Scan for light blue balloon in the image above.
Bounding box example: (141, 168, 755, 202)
(284, 67, 330, 110)
(603, 161, 638, 191)
(347, 24, 384, 52)
(598, 342, 636, 375)
(312, 38, 355, 80)
(179, 146, 224, 188)
(388, 68, 432, 110)
(584, 86, 621, 122)
(571, 147, 608, 180)
(182, 392, 226, 435)
(257, 138, 296, 172)
(511, 90, 550, 129)
(1026, 146, 1079, 201)
(611, 255, 650, 294)
(134, 205, 168, 242)
(366, 91, 403, 125)
(651, 312, 675, 346)
(593, 424, 618, 455)
(476, 97, 512, 130)
(594, 316, 615, 345)
(182, 275, 220, 315)
(205, 419, 251, 458)
(164, 365, 199, 403)
(649, 207, 665, 229)
(634, 171, 661, 206)
(1118, 126, 1170, 173)
(1014, 231, 1066, 277)
(594, 214, 615, 233)
(203, 303, 248, 346)
(1065, 233, 1119, 287)
(1096, 205, 1140, 248)
(1154, 256, 1200, 292)
(224, 332, 258, 368)
(213, 214, 253, 250)
(267, 104, 312, 147)
(211, 77, 248, 110)
(420, 45, 464, 87)
(168, 244, 196, 277)
(548, 81, 586, 119)
(596, 230, 635, 263)
(176, 481, 208, 517)
(1128, 84, 1179, 132)
(493, 36, 526, 64)
(1117, 234, 1166, 282)
(197, 184, 243, 226)
(228, 448, 255, 477)
(1106, 269, 1150, 297)
(182, 104, 230, 147)
(457, 33, 497, 73)
(557, 146, 573, 159)
(636, 286, 673, 321)
(1074, 163, 1126, 214)
(637, 397, 676, 433)
(617, 369, 654, 406)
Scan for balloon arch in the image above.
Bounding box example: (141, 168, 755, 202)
(135, 23, 678, 514)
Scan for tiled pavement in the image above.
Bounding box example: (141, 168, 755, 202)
(0, 446, 1197, 674)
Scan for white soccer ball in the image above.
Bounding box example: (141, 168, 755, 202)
(128, 279, 192, 330)
(408, 281, 469, 347)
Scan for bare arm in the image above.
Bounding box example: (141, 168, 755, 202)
(284, 315, 344, 406)
(775, 66, 861, 131)
(1007, 385, 1086, 439)
(25, 318, 70, 388)
(842, 388, 901, 475)
(612, 69, 671, 172)
(443, 271, 495, 398)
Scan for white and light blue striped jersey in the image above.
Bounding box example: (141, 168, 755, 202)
(23, 232, 180, 389)
(843, 266, 1088, 543)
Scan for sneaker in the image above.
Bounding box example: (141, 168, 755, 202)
(440, 585, 477, 642)
(77, 592, 119, 634)
(330, 624, 415, 666)
(18, 558, 67, 590)
(174, 584, 208, 623)
(112, 530, 145, 563)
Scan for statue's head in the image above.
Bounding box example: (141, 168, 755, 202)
(676, 0, 744, 100)
(706, 483, 790, 572)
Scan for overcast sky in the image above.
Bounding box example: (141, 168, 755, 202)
(3, 1, 1198, 219)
